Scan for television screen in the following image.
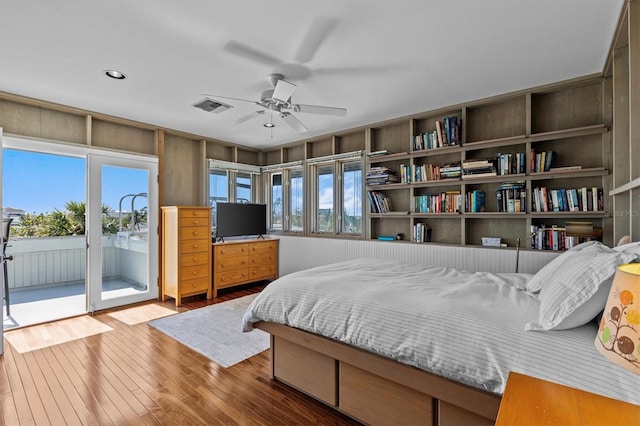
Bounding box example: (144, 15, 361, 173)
(215, 202, 267, 239)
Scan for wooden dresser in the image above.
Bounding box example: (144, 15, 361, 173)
(212, 238, 278, 297)
(161, 206, 212, 306)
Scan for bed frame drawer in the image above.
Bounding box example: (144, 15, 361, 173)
(437, 400, 494, 426)
(339, 362, 433, 426)
(273, 336, 337, 406)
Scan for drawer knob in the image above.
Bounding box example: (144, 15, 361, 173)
(193, 244, 199, 249)
(193, 257, 198, 261)
(193, 271, 197, 275)
(193, 282, 198, 287)
(193, 220, 199, 225)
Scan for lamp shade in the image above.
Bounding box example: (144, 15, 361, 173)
(595, 263, 640, 374)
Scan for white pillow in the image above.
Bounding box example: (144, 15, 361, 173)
(525, 243, 638, 331)
(524, 240, 599, 293)
(613, 241, 640, 257)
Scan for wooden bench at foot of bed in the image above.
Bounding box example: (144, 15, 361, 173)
(255, 321, 501, 426)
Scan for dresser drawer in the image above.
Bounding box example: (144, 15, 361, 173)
(179, 208, 209, 219)
(215, 255, 248, 271)
(214, 244, 249, 257)
(215, 269, 249, 288)
(180, 238, 210, 253)
(250, 264, 277, 280)
(181, 264, 210, 280)
(180, 226, 210, 240)
(179, 276, 210, 296)
(249, 241, 277, 255)
(181, 252, 209, 267)
(251, 253, 276, 266)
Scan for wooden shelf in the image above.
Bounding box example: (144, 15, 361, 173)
(366, 78, 609, 245)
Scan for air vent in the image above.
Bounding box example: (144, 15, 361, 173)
(193, 98, 232, 114)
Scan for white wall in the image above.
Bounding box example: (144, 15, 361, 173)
(276, 235, 559, 277)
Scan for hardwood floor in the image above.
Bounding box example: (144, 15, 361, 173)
(0, 284, 360, 425)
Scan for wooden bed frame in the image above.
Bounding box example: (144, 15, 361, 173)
(256, 321, 501, 426)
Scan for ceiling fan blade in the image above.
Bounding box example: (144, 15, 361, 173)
(223, 41, 283, 67)
(280, 113, 308, 133)
(293, 17, 337, 63)
(233, 110, 265, 125)
(294, 104, 347, 117)
(200, 94, 261, 106)
(272, 79, 297, 103)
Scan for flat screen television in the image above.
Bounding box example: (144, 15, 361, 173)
(215, 202, 267, 241)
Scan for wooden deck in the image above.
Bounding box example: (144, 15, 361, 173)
(0, 284, 359, 425)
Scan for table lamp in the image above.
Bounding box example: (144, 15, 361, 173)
(595, 263, 640, 374)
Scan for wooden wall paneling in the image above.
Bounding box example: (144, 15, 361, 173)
(236, 147, 260, 165)
(336, 131, 365, 154)
(613, 22, 631, 241)
(264, 149, 281, 166)
(371, 121, 410, 153)
(205, 142, 233, 161)
(306, 138, 333, 159)
(0, 99, 85, 143)
(91, 119, 155, 155)
(629, 0, 640, 240)
(161, 134, 202, 206)
(530, 82, 602, 133)
(466, 97, 526, 142)
(284, 144, 305, 162)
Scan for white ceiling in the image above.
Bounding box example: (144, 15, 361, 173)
(0, 1, 625, 150)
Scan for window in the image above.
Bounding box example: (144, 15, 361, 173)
(289, 168, 304, 232)
(341, 161, 363, 234)
(270, 173, 283, 231)
(316, 164, 335, 233)
(208, 160, 261, 231)
(235, 172, 252, 203)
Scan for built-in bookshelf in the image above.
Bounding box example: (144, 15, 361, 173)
(365, 77, 611, 250)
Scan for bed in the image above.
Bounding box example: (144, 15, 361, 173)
(242, 242, 640, 425)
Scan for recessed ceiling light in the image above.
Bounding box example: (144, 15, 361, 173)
(263, 122, 275, 128)
(104, 69, 126, 80)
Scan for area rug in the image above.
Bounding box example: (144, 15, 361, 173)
(148, 294, 269, 367)
(5, 315, 113, 353)
(107, 303, 177, 325)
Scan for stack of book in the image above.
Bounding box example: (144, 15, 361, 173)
(496, 152, 525, 175)
(531, 186, 603, 212)
(462, 159, 496, 179)
(466, 190, 486, 212)
(528, 225, 592, 251)
(411, 116, 462, 150)
(413, 222, 432, 243)
(415, 191, 462, 213)
(496, 181, 526, 212)
(530, 150, 555, 173)
(366, 167, 399, 185)
(367, 190, 394, 213)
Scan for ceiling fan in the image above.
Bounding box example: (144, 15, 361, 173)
(201, 73, 347, 133)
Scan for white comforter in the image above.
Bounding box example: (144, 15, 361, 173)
(242, 258, 640, 405)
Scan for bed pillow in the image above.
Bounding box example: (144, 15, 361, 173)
(524, 240, 599, 293)
(613, 241, 640, 257)
(525, 243, 638, 331)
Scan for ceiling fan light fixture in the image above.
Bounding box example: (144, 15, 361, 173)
(263, 122, 275, 128)
(104, 69, 126, 80)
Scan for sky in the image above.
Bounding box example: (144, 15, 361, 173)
(3, 149, 148, 215)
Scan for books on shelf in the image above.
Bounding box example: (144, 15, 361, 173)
(414, 191, 462, 213)
(531, 186, 603, 212)
(366, 166, 399, 185)
(496, 152, 525, 175)
(530, 225, 594, 251)
(413, 223, 432, 243)
(367, 190, 394, 213)
(466, 190, 486, 213)
(495, 181, 526, 213)
(412, 116, 462, 151)
(530, 149, 555, 173)
(401, 162, 461, 183)
(367, 149, 393, 158)
(462, 158, 496, 179)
